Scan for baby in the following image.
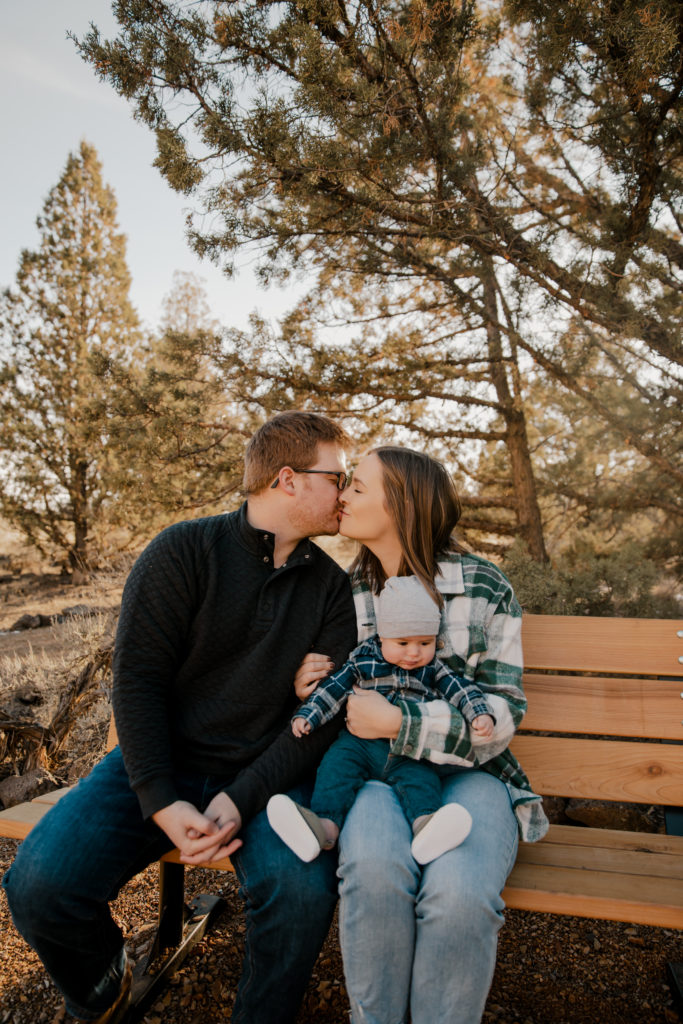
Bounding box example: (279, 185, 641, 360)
(267, 575, 495, 865)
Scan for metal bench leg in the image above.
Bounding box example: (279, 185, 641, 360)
(155, 861, 187, 953)
(668, 963, 683, 1020)
(121, 862, 226, 1023)
(665, 808, 683, 837)
(664, 809, 683, 1020)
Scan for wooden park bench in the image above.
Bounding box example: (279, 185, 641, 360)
(1, 613, 682, 1020)
(506, 614, 683, 1014)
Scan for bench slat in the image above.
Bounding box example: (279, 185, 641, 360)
(522, 615, 683, 676)
(521, 674, 683, 739)
(518, 836, 683, 879)
(33, 788, 72, 805)
(509, 735, 683, 804)
(106, 717, 118, 752)
(504, 864, 683, 929)
(506, 859, 683, 908)
(0, 787, 72, 841)
(160, 848, 234, 872)
(0, 801, 51, 840)
(507, 824, 683, 929)
(532, 823, 683, 855)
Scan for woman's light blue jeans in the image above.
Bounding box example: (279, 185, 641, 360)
(337, 770, 519, 1024)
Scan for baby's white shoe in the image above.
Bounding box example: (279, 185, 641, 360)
(266, 794, 327, 862)
(410, 803, 473, 865)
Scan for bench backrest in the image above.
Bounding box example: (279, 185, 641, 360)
(107, 615, 683, 810)
(511, 615, 683, 807)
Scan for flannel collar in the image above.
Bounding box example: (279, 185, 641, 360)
(434, 555, 465, 597)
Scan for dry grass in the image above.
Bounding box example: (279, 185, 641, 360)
(0, 574, 124, 631)
(0, 610, 116, 784)
(0, 519, 45, 577)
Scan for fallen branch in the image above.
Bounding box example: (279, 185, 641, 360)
(0, 638, 114, 774)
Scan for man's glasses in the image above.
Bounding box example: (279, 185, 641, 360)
(271, 469, 348, 491)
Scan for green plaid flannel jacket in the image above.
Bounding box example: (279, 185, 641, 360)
(351, 551, 549, 843)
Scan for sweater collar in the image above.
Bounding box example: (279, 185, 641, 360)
(237, 501, 274, 557)
(236, 501, 315, 567)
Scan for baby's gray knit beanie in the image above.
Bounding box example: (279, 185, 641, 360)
(376, 576, 441, 638)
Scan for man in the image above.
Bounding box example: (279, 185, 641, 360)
(3, 412, 357, 1024)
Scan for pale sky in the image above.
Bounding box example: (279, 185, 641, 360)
(0, 1, 297, 333)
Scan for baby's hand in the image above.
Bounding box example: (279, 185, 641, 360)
(471, 714, 494, 739)
(292, 718, 311, 738)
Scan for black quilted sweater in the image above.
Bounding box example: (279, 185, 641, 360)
(112, 505, 356, 822)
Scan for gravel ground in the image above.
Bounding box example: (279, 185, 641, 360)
(1, 836, 681, 1024)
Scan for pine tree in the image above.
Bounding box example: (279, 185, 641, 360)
(101, 271, 250, 530)
(218, 257, 549, 559)
(77, 2, 682, 559)
(0, 142, 140, 572)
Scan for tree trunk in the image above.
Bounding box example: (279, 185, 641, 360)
(480, 263, 548, 563)
(69, 458, 90, 573)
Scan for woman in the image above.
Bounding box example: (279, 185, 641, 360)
(297, 446, 548, 1024)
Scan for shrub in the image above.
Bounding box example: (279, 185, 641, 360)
(502, 539, 682, 617)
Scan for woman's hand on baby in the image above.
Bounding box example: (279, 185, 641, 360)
(292, 717, 311, 738)
(293, 652, 334, 699)
(471, 714, 494, 739)
(347, 686, 403, 740)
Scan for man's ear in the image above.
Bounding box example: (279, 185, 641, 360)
(274, 466, 297, 495)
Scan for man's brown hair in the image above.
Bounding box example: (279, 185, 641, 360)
(243, 411, 351, 494)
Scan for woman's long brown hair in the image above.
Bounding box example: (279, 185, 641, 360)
(348, 446, 463, 607)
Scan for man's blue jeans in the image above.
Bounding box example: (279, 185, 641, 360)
(2, 747, 337, 1022)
